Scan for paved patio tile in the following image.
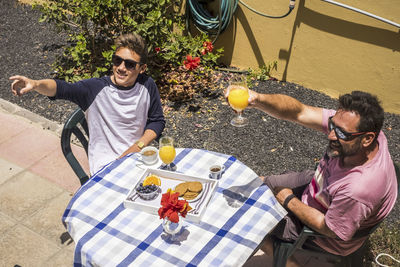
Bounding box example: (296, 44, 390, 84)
(46, 246, 74, 267)
(23, 191, 74, 246)
(0, 103, 75, 265)
(0, 171, 63, 221)
(0, 110, 33, 144)
(28, 144, 86, 193)
(0, 211, 16, 237)
(0, 124, 59, 169)
(0, 224, 61, 267)
(0, 157, 23, 185)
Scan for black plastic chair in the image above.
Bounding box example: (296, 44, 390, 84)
(273, 161, 400, 267)
(61, 108, 89, 186)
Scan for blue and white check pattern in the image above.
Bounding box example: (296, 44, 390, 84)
(63, 148, 287, 267)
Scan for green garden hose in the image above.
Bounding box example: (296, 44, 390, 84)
(187, 0, 239, 43)
(187, 0, 296, 43)
(239, 0, 295, 19)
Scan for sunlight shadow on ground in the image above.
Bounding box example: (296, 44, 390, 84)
(243, 250, 273, 267)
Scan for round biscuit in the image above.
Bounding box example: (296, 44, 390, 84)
(187, 181, 202, 193)
(183, 191, 199, 200)
(174, 182, 189, 196)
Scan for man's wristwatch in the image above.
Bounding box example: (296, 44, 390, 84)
(134, 140, 144, 150)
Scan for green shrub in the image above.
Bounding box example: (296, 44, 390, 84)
(32, 0, 223, 89)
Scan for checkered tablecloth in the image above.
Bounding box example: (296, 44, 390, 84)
(62, 148, 287, 267)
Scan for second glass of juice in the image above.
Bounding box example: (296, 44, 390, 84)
(227, 81, 249, 127)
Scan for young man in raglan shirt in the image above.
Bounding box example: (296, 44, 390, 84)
(225, 88, 397, 266)
(10, 33, 165, 175)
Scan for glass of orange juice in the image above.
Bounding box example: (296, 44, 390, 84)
(159, 136, 177, 171)
(227, 80, 249, 127)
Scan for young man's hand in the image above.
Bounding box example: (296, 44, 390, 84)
(10, 76, 57, 97)
(9, 75, 35, 96)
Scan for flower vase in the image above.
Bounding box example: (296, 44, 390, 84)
(162, 217, 183, 241)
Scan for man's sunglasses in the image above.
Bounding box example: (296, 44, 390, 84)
(112, 54, 140, 70)
(328, 116, 367, 141)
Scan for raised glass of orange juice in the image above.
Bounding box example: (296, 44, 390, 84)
(159, 136, 177, 171)
(227, 81, 249, 127)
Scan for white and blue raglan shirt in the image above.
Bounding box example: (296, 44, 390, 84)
(52, 74, 165, 175)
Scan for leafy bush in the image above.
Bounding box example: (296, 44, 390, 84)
(32, 0, 223, 92)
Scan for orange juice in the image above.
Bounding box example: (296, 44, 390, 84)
(228, 87, 249, 111)
(159, 145, 176, 164)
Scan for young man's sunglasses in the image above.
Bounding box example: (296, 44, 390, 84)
(112, 54, 140, 70)
(328, 116, 367, 141)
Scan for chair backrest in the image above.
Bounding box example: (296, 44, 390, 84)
(61, 108, 89, 185)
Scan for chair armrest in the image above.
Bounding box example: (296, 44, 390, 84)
(285, 226, 326, 259)
(302, 225, 325, 237)
(302, 224, 376, 241)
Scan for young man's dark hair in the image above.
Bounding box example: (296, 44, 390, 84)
(115, 33, 148, 64)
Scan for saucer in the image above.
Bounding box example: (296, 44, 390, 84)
(143, 158, 159, 166)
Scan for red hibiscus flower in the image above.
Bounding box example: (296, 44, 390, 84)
(203, 41, 213, 53)
(183, 55, 200, 71)
(158, 189, 192, 223)
(155, 47, 161, 53)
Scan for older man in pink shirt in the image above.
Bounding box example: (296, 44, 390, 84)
(226, 89, 398, 266)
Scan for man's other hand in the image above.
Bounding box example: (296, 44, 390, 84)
(223, 87, 259, 110)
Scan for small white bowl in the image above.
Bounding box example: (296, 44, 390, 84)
(136, 185, 161, 200)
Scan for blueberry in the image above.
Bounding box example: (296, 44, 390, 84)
(137, 183, 159, 196)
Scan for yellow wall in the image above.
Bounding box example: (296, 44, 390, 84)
(212, 0, 400, 113)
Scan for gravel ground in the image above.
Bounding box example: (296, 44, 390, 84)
(1, 0, 399, 226)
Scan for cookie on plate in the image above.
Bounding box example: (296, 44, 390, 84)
(187, 181, 202, 193)
(183, 191, 199, 200)
(174, 182, 189, 196)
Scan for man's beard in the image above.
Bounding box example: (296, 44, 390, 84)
(326, 138, 362, 159)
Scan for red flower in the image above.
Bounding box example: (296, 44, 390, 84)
(200, 49, 207, 55)
(202, 41, 213, 53)
(155, 47, 161, 53)
(183, 55, 200, 70)
(158, 189, 192, 223)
